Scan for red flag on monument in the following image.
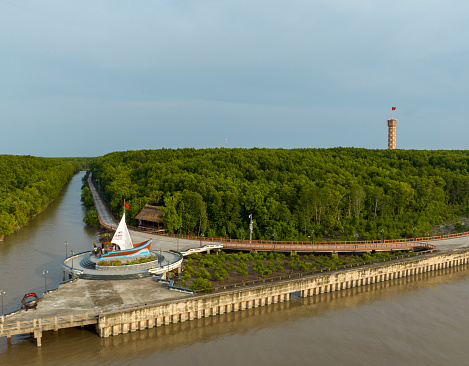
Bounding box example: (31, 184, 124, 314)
(124, 200, 129, 210)
(392, 107, 396, 110)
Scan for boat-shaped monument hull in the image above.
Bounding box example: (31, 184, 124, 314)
(101, 239, 152, 260)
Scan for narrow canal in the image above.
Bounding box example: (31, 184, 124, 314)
(0, 171, 96, 314)
(1, 171, 469, 365)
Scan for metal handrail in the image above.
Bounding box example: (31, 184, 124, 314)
(1, 312, 98, 333)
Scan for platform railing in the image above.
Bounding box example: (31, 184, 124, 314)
(193, 248, 439, 293)
(0, 312, 98, 335)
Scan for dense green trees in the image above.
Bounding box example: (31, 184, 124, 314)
(81, 181, 100, 227)
(89, 148, 469, 241)
(0, 155, 77, 238)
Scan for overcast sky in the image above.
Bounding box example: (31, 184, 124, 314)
(1, 1, 468, 157)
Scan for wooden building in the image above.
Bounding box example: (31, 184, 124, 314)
(135, 205, 165, 231)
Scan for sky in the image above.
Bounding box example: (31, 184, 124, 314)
(1, 0, 469, 157)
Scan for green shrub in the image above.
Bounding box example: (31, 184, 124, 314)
(201, 268, 212, 280)
(190, 278, 212, 291)
(84, 209, 100, 227)
(181, 271, 191, 286)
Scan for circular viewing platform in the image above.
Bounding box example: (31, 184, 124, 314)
(62, 251, 183, 280)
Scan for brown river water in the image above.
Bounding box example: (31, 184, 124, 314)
(1, 172, 469, 366)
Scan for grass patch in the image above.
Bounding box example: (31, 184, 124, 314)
(98, 255, 157, 266)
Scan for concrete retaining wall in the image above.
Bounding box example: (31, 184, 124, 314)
(97, 250, 469, 337)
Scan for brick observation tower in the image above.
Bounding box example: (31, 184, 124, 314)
(387, 118, 397, 149)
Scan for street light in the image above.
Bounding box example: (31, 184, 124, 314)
(200, 233, 204, 248)
(413, 227, 417, 242)
(273, 233, 276, 250)
(1, 289, 5, 318)
(43, 270, 48, 293)
(381, 229, 384, 244)
(65, 242, 68, 259)
(179, 224, 182, 238)
(249, 214, 253, 242)
(312, 230, 315, 245)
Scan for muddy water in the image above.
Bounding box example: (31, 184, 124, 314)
(0, 171, 96, 314)
(2, 172, 469, 365)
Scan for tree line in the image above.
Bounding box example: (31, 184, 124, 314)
(89, 148, 469, 241)
(0, 155, 79, 238)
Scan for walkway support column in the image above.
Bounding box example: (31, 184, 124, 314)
(34, 329, 42, 347)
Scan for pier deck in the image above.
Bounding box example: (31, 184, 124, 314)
(3, 236, 469, 346)
(0, 277, 191, 344)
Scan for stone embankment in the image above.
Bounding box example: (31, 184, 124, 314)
(3, 248, 469, 346)
(97, 249, 469, 337)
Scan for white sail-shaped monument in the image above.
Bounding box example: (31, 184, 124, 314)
(111, 213, 133, 250)
(101, 205, 153, 261)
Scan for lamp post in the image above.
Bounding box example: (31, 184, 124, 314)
(273, 233, 276, 250)
(1, 289, 5, 318)
(381, 229, 384, 244)
(413, 227, 417, 242)
(312, 230, 315, 245)
(179, 225, 182, 238)
(354, 233, 359, 251)
(65, 242, 68, 259)
(200, 233, 204, 248)
(42, 270, 48, 293)
(249, 214, 253, 242)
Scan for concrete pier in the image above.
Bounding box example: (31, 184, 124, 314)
(96, 249, 469, 338)
(2, 249, 469, 345)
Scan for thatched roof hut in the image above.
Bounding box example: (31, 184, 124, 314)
(135, 205, 165, 231)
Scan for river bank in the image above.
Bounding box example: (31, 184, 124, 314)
(0, 199, 55, 242)
(0, 169, 81, 242)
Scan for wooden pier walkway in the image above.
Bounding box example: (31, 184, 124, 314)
(1, 312, 98, 346)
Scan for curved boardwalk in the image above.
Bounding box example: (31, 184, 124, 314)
(87, 172, 469, 254)
(88, 173, 219, 253)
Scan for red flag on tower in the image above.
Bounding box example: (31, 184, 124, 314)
(124, 200, 129, 210)
(392, 107, 396, 110)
